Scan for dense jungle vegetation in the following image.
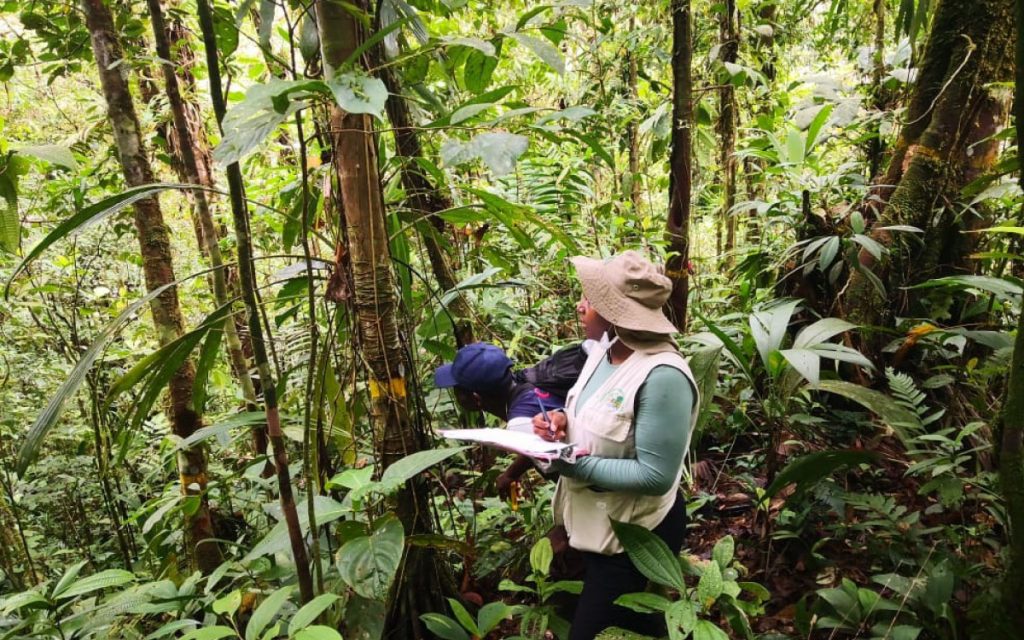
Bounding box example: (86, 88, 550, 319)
(1, 0, 1023, 637)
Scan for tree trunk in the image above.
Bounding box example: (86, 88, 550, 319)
(867, 0, 963, 218)
(868, 0, 887, 179)
(194, 0, 314, 602)
(80, 0, 221, 573)
(626, 15, 642, 215)
(665, 0, 693, 332)
(717, 0, 739, 265)
(744, 3, 776, 246)
(316, 2, 451, 636)
(374, 56, 475, 347)
(837, 0, 1014, 356)
(146, 0, 259, 415)
(1000, 1, 1024, 620)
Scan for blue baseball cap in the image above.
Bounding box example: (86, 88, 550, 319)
(434, 343, 514, 392)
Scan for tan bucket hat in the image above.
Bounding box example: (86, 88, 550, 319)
(571, 251, 679, 335)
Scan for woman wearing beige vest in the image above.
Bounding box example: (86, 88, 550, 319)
(533, 251, 699, 639)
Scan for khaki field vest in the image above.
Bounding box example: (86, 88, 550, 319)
(552, 344, 700, 555)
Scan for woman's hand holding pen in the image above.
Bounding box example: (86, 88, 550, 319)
(532, 410, 567, 442)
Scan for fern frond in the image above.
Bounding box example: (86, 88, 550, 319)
(885, 367, 929, 427)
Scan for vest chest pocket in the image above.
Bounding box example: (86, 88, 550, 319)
(577, 405, 633, 447)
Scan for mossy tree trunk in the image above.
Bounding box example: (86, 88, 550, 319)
(717, 0, 740, 265)
(146, 0, 259, 417)
(81, 0, 221, 573)
(316, 1, 451, 636)
(837, 0, 1014, 358)
(666, 0, 693, 332)
(373, 53, 475, 348)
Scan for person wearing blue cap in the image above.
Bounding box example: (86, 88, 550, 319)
(435, 342, 568, 433)
(435, 342, 582, 497)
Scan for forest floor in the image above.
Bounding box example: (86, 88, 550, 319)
(681, 434, 1000, 638)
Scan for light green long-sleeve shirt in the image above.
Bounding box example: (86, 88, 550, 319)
(554, 359, 695, 496)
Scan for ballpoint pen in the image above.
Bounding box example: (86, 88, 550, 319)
(535, 390, 556, 438)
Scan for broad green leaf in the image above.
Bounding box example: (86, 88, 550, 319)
(779, 348, 820, 386)
(441, 36, 496, 56)
(143, 620, 200, 639)
(419, 614, 470, 640)
(446, 598, 479, 636)
(508, 32, 565, 74)
(530, 537, 553, 576)
(450, 102, 495, 124)
(793, 318, 856, 349)
(610, 519, 685, 591)
(193, 308, 228, 413)
(246, 586, 294, 640)
(180, 627, 237, 640)
(908, 275, 1022, 300)
(464, 48, 499, 93)
(749, 299, 800, 367)
(379, 446, 470, 486)
(922, 560, 954, 615)
(692, 620, 730, 640)
(244, 496, 350, 562)
(697, 560, 724, 606)
(326, 466, 374, 491)
(215, 79, 312, 165)
(666, 600, 698, 639)
(298, 12, 319, 60)
(16, 144, 78, 169)
(341, 16, 414, 68)
(817, 583, 860, 619)
(0, 590, 48, 614)
(327, 72, 388, 118)
(816, 380, 921, 441)
(804, 103, 834, 151)
(213, 589, 242, 617)
(57, 569, 135, 600)
(177, 412, 267, 451)
(613, 592, 671, 614)
(535, 106, 598, 126)
(51, 561, 88, 599)
(441, 132, 529, 177)
(881, 625, 923, 640)
(785, 129, 805, 165)
(818, 236, 841, 270)
(337, 515, 405, 600)
(972, 225, 1024, 236)
(763, 450, 878, 502)
(294, 627, 342, 640)
(477, 601, 512, 634)
(289, 593, 341, 634)
(342, 595, 385, 640)
(691, 311, 754, 382)
(809, 343, 874, 370)
(712, 535, 735, 569)
(851, 233, 885, 260)
(257, 0, 276, 50)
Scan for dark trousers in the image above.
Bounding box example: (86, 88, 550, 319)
(568, 495, 688, 640)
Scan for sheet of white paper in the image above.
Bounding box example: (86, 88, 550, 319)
(437, 428, 572, 460)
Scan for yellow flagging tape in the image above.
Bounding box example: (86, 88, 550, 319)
(179, 472, 208, 489)
(369, 377, 407, 399)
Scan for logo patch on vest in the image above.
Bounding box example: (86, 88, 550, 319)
(600, 388, 626, 411)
